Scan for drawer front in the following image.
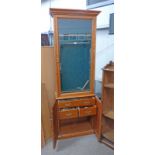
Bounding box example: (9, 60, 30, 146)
(79, 106, 96, 117)
(58, 97, 95, 108)
(58, 101, 74, 108)
(58, 109, 78, 120)
(76, 97, 95, 107)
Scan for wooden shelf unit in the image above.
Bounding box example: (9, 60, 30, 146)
(101, 129, 114, 149)
(102, 129, 114, 142)
(101, 61, 114, 149)
(104, 110, 114, 120)
(104, 67, 114, 72)
(104, 83, 114, 88)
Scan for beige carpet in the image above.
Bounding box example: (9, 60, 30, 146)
(41, 135, 114, 155)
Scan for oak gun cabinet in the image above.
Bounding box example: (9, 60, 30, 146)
(50, 8, 102, 149)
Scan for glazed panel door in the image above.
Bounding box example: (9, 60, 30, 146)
(58, 18, 92, 93)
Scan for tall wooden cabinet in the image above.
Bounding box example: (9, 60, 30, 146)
(50, 8, 102, 149)
(101, 61, 114, 149)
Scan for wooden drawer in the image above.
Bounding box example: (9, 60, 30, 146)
(76, 97, 95, 107)
(58, 109, 78, 120)
(58, 101, 74, 108)
(58, 97, 95, 108)
(79, 106, 96, 117)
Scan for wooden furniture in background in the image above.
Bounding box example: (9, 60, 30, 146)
(100, 61, 114, 149)
(50, 8, 102, 149)
(41, 83, 52, 144)
(41, 46, 56, 139)
(41, 122, 45, 147)
(41, 46, 56, 106)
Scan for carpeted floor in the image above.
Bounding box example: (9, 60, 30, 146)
(41, 135, 114, 155)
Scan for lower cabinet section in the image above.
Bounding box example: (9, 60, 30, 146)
(58, 118, 94, 139)
(52, 96, 102, 149)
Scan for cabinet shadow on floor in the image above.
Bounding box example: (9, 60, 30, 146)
(56, 137, 81, 152)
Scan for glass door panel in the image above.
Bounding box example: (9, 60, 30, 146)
(58, 18, 92, 93)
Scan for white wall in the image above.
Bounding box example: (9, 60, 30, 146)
(41, 1, 51, 33)
(93, 4, 114, 81)
(95, 29, 114, 81)
(50, 0, 86, 9)
(93, 4, 114, 28)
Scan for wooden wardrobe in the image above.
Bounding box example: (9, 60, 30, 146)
(49, 8, 114, 149)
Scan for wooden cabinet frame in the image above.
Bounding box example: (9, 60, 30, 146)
(50, 8, 102, 149)
(50, 8, 100, 99)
